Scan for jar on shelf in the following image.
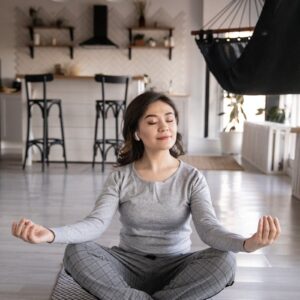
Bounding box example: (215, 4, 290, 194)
(148, 38, 156, 47)
(34, 33, 40, 45)
(169, 36, 175, 47)
(164, 36, 170, 47)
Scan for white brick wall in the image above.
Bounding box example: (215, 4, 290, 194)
(15, 4, 187, 94)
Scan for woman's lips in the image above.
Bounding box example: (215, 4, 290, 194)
(157, 136, 172, 140)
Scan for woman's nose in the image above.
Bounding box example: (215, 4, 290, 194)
(158, 124, 169, 132)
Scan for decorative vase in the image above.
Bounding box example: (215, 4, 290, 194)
(139, 14, 146, 27)
(219, 131, 243, 154)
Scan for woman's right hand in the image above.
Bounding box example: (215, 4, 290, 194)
(12, 218, 55, 244)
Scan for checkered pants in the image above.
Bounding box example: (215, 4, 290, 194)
(63, 242, 236, 300)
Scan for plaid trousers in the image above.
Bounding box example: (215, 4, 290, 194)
(63, 242, 236, 300)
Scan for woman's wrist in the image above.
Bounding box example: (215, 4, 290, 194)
(47, 229, 55, 243)
(243, 239, 252, 252)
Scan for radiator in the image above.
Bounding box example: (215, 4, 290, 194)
(242, 121, 294, 174)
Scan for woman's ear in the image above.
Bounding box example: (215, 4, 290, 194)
(134, 132, 140, 141)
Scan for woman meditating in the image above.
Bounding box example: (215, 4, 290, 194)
(12, 91, 281, 300)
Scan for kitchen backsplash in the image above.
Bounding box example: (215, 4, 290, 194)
(15, 4, 188, 94)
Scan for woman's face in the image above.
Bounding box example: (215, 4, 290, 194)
(137, 100, 177, 152)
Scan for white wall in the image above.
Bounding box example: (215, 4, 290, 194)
(0, 0, 209, 154)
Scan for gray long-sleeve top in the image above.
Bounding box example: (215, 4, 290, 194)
(51, 161, 246, 255)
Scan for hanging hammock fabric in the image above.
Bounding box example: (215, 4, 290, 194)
(195, 0, 300, 95)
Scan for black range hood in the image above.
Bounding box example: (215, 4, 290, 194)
(80, 5, 118, 48)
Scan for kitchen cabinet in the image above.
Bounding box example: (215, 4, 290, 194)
(27, 26, 75, 59)
(128, 27, 174, 60)
(0, 92, 23, 157)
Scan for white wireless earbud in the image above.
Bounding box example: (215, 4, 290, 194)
(134, 132, 140, 141)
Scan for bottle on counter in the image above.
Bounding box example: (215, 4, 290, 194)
(54, 64, 64, 75)
(34, 33, 40, 45)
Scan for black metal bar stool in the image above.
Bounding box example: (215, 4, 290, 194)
(93, 74, 130, 171)
(23, 73, 67, 171)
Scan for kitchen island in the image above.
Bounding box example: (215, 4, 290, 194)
(0, 92, 22, 157)
(16, 75, 189, 164)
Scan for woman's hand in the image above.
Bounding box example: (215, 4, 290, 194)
(12, 218, 55, 244)
(244, 216, 281, 252)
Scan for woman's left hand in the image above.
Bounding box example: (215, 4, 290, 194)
(243, 216, 281, 252)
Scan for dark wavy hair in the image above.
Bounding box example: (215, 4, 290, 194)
(117, 91, 185, 166)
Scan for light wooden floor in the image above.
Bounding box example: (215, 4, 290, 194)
(0, 156, 300, 300)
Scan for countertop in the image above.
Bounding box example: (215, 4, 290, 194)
(16, 74, 144, 81)
(15, 75, 189, 97)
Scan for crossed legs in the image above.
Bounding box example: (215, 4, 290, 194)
(63, 242, 236, 300)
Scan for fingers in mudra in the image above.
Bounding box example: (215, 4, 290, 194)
(20, 220, 34, 242)
(12, 219, 48, 244)
(258, 216, 280, 247)
(13, 218, 31, 240)
(12, 218, 29, 237)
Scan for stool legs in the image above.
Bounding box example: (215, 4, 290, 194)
(58, 102, 68, 168)
(93, 103, 124, 171)
(114, 106, 124, 156)
(23, 101, 67, 170)
(43, 104, 47, 171)
(93, 75, 129, 171)
(22, 105, 32, 170)
(102, 105, 106, 172)
(92, 103, 100, 168)
(115, 109, 119, 154)
(92, 104, 107, 172)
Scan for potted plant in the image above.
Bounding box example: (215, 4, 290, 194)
(256, 106, 286, 123)
(133, 34, 145, 46)
(219, 93, 247, 154)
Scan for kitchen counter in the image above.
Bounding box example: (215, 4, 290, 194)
(16, 74, 144, 80)
(16, 76, 189, 164)
(0, 92, 22, 157)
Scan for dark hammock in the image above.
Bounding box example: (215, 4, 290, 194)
(195, 0, 300, 95)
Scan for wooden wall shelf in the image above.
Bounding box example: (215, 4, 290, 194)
(128, 27, 174, 60)
(27, 26, 75, 59)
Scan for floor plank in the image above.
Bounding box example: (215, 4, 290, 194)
(0, 156, 300, 299)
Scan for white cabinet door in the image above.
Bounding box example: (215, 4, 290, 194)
(0, 93, 22, 154)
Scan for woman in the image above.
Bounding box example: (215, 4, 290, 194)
(12, 91, 281, 300)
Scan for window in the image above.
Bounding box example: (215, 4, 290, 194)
(221, 92, 266, 132)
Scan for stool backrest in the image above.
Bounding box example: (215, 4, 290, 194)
(94, 74, 130, 105)
(25, 74, 54, 83)
(24, 73, 54, 102)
